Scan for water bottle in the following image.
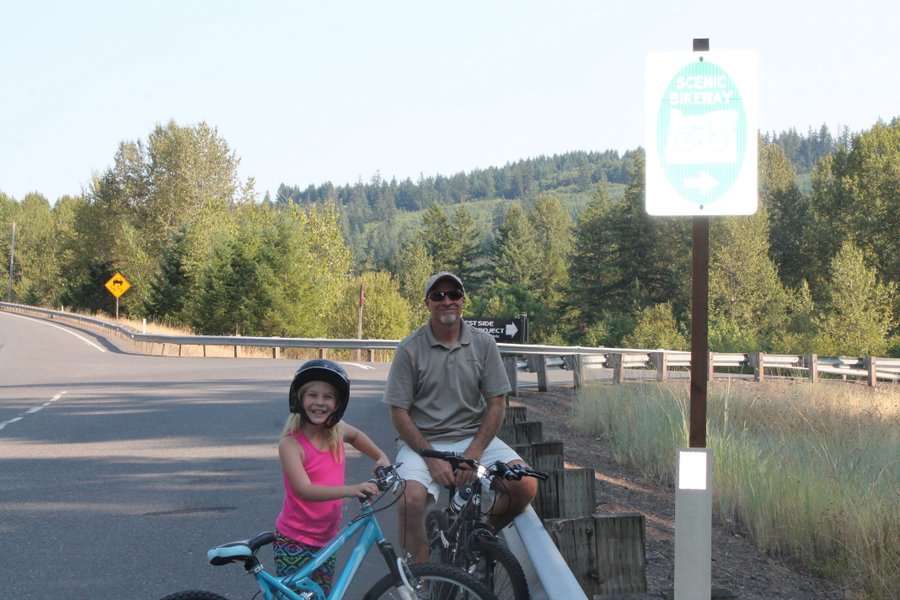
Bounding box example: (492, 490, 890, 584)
(450, 483, 473, 513)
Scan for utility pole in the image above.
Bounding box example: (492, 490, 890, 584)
(7, 221, 15, 302)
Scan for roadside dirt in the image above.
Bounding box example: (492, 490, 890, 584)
(512, 386, 853, 600)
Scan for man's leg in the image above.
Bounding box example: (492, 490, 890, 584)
(486, 460, 539, 530)
(397, 479, 431, 563)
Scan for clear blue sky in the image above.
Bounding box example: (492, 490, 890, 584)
(2, 0, 897, 203)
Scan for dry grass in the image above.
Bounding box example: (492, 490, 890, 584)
(574, 380, 899, 599)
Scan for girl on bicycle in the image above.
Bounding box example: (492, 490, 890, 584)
(275, 359, 390, 594)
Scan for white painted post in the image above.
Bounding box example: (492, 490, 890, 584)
(674, 448, 713, 600)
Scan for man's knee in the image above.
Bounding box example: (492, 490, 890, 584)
(398, 481, 429, 524)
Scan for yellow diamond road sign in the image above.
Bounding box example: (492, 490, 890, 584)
(105, 272, 131, 299)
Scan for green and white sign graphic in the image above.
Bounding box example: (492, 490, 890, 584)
(645, 51, 758, 216)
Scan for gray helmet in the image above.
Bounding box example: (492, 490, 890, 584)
(288, 359, 350, 428)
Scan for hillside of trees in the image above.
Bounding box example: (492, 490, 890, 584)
(1, 118, 897, 357)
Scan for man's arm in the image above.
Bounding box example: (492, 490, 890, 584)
(462, 393, 505, 462)
(390, 405, 456, 488)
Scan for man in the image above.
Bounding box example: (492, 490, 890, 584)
(384, 271, 537, 562)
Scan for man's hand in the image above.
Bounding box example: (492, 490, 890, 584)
(424, 456, 456, 487)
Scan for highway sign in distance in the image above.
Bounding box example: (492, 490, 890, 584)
(645, 51, 758, 216)
(104, 272, 131, 299)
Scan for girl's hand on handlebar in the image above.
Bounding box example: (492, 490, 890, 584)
(373, 455, 391, 473)
(349, 481, 380, 498)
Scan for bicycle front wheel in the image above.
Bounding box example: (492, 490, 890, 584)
(425, 507, 452, 563)
(363, 562, 497, 599)
(467, 537, 529, 600)
(159, 591, 229, 600)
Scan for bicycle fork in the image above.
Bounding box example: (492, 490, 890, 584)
(374, 539, 418, 600)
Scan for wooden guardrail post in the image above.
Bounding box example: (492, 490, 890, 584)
(751, 352, 765, 382)
(535, 354, 549, 392)
(608, 353, 624, 384)
(864, 356, 877, 386)
(572, 354, 585, 389)
(804, 353, 818, 383)
(650, 351, 668, 381)
(547, 513, 647, 596)
(534, 468, 596, 519)
(504, 355, 519, 397)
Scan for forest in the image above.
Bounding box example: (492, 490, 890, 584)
(1, 118, 897, 357)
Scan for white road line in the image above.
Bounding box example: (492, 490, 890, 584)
(2, 312, 107, 352)
(0, 391, 68, 431)
(342, 362, 375, 370)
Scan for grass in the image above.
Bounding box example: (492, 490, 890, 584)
(573, 380, 899, 599)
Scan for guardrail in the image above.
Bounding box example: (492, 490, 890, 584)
(3, 302, 897, 387)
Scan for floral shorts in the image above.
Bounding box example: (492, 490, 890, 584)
(274, 531, 335, 595)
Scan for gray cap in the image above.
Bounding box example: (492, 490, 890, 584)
(424, 272, 465, 298)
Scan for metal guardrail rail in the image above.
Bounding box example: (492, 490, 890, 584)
(2, 302, 897, 386)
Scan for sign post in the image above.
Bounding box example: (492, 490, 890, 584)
(646, 39, 755, 600)
(104, 272, 131, 319)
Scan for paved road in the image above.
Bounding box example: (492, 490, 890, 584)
(0, 312, 399, 599)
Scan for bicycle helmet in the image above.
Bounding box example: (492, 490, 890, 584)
(288, 359, 350, 428)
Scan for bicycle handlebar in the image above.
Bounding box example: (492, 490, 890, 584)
(362, 462, 404, 502)
(419, 449, 548, 481)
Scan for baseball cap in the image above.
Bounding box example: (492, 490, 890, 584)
(424, 272, 465, 299)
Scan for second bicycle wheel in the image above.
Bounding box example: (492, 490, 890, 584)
(363, 561, 497, 599)
(425, 507, 452, 563)
(466, 537, 529, 600)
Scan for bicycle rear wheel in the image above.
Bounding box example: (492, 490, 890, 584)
(467, 537, 529, 600)
(159, 591, 228, 600)
(363, 561, 497, 599)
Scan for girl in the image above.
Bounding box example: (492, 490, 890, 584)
(275, 359, 390, 594)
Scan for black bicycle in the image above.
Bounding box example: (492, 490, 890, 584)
(419, 449, 548, 600)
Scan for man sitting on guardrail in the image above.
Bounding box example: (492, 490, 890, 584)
(383, 271, 538, 562)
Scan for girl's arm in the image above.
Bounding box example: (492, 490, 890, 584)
(342, 423, 391, 469)
(279, 436, 377, 500)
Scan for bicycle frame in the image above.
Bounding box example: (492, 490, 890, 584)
(248, 500, 405, 600)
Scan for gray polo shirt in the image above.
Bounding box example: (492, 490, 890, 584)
(384, 321, 512, 443)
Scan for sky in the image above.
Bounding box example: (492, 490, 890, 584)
(2, 0, 898, 203)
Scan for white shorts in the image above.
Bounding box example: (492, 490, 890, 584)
(395, 437, 523, 503)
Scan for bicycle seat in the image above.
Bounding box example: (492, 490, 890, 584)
(207, 531, 276, 566)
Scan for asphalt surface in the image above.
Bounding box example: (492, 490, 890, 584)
(0, 312, 400, 599)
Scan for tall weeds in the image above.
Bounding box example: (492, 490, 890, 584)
(574, 381, 899, 599)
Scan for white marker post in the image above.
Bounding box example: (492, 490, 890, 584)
(674, 447, 713, 599)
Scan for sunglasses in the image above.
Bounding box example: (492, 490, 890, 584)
(428, 290, 464, 302)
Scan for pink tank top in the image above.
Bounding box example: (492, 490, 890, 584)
(276, 431, 346, 546)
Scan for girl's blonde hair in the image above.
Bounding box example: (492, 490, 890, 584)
(283, 381, 344, 462)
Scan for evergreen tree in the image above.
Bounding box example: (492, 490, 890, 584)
(490, 202, 540, 289)
(813, 241, 895, 356)
(759, 138, 811, 289)
(622, 303, 688, 350)
(708, 209, 790, 352)
(395, 237, 434, 325)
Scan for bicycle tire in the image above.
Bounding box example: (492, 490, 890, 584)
(425, 507, 452, 563)
(467, 537, 529, 600)
(363, 561, 497, 599)
(159, 591, 229, 600)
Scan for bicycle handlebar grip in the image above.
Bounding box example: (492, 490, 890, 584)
(419, 449, 454, 459)
(528, 468, 550, 480)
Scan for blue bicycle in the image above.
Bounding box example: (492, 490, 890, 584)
(159, 463, 496, 600)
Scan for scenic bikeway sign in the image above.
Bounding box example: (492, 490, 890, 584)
(645, 51, 758, 216)
(104, 272, 131, 299)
